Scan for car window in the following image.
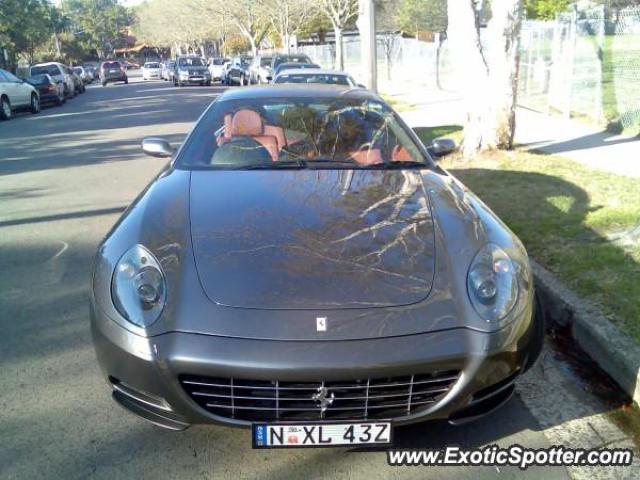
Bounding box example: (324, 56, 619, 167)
(275, 74, 352, 86)
(27, 75, 49, 85)
(3, 71, 20, 82)
(145, 62, 160, 68)
(102, 62, 121, 69)
(177, 97, 428, 170)
(0, 71, 7, 82)
(178, 57, 205, 67)
(273, 55, 311, 68)
(31, 65, 60, 76)
(212, 58, 225, 66)
(260, 57, 272, 67)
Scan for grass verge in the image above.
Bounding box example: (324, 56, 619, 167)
(433, 136, 640, 342)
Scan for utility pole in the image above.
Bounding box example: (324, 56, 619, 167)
(357, 0, 377, 92)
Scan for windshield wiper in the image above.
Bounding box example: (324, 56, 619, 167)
(367, 161, 427, 169)
(235, 160, 307, 170)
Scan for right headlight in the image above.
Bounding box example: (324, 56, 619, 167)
(111, 244, 166, 328)
(467, 243, 528, 323)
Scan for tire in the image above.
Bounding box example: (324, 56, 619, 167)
(102, 81, 107, 87)
(55, 92, 64, 106)
(124, 77, 128, 85)
(0, 96, 11, 121)
(30, 93, 40, 114)
(523, 291, 546, 372)
(205, 80, 211, 87)
(240, 75, 246, 86)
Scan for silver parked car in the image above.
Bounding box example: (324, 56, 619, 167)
(161, 60, 176, 81)
(0, 69, 40, 120)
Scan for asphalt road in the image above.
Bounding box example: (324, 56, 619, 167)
(0, 74, 576, 479)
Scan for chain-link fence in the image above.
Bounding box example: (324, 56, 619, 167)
(520, 5, 640, 131)
(297, 5, 640, 132)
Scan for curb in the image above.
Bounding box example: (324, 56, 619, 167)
(531, 259, 640, 405)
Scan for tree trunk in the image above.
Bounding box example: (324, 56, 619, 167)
(334, 26, 344, 70)
(447, 0, 522, 156)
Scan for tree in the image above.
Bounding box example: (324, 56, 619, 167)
(524, 0, 570, 20)
(395, 0, 447, 36)
(262, 0, 314, 53)
(0, 0, 54, 64)
(217, 0, 271, 56)
(447, 0, 523, 155)
(65, 0, 132, 59)
(317, 0, 359, 70)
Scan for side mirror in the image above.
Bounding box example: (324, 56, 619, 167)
(142, 137, 174, 158)
(428, 138, 457, 158)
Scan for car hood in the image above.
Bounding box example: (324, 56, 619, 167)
(189, 170, 436, 310)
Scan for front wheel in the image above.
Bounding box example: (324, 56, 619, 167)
(240, 75, 246, 86)
(55, 92, 64, 106)
(205, 80, 211, 87)
(30, 94, 40, 114)
(0, 96, 11, 120)
(124, 77, 128, 85)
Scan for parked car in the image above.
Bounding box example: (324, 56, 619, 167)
(173, 56, 211, 86)
(224, 55, 252, 86)
(91, 85, 543, 440)
(161, 60, 176, 81)
(273, 69, 357, 87)
(68, 67, 86, 94)
(248, 55, 272, 84)
(272, 62, 321, 77)
(100, 60, 128, 86)
(219, 61, 232, 84)
(0, 69, 40, 120)
(208, 57, 229, 82)
(268, 53, 313, 81)
(83, 64, 98, 81)
(73, 66, 92, 84)
(142, 61, 162, 80)
(25, 74, 65, 107)
(29, 62, 75, 99)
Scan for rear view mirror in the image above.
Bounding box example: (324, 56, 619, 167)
(428, 138, 457, 158)
(142, 137, 174, 158)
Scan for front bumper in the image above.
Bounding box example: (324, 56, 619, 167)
(91, 301, 534, 431)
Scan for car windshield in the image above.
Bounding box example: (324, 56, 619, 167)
(178, 57, 204, 67)
(260, 57, 272, 67)
(177, 96, 429, 170)
(73, 67, 82, 73)
(145, 62, 160, 68)
(212, 58, 226, 65)
(275, 73, 352, 86)
(31, 65, 59, 76)
(103, 62, 121, 69)
(274, 55, 311, 67)
(240, 57, 252, 66)
(27, 75, 49, 85)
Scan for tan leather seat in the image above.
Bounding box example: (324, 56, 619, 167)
(391, 145, 413, 162)
(350, 148, 383, 166)
(229, 110, 279, 161)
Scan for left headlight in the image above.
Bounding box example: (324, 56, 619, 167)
(467, 243, 527, 323)
(111, 244, 166, 327)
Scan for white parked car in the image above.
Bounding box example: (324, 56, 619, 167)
(142, 62, 162, 80)
(208, 57, 229, 82)
(29, 62, 76, 99)
(0, 69, 40, 121)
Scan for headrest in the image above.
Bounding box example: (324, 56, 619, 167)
(231, 109, 264, 137)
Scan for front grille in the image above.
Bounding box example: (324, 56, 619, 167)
(180, 371, 460, 422)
